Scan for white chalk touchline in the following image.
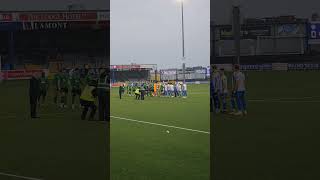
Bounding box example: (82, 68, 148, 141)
(110, 116, 210, 135)
(0, 172, 43, 180)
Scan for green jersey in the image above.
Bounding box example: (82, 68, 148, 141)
(70, 75, 81, 89)
(53, 73, 62, 89)
(60, 74, 69, 89)
(85, 74, 92, 85)
(40, 77, 49, 91)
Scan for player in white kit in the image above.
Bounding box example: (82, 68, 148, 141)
(233, 64, 247, 116)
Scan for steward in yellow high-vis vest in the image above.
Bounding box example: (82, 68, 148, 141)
(80, 80, 98, 121)
(135, 87, 141, 100)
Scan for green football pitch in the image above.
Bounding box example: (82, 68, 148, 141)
(0, 81, 210, 180)
(1, 71, 319, 180)
(0, 80, 108, 180)
(212, 71, 320, 180)
(110, 84, 210, 180)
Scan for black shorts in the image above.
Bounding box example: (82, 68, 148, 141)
(40, 90, 47, 97)
(60, 88, 68, 93)
(72, 88, 81, 96)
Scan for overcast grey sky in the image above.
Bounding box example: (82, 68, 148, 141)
(0, 0, 108, 10)
(211, 0, 320, 24)
(111, 0, 210, 69)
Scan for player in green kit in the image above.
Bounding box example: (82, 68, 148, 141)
(129, 83, 133, 96)
(53, 70, 62, 106)
(39, 71, 49, 106)
(150, 83, 154, 97)
(159, 83, 164, 96)
(70, 69, 82, 109)
(126, 83, 130, 96)
(59, 70, 70, 108)
(119, 84, 125, 99)
(85, 72, 94, 85)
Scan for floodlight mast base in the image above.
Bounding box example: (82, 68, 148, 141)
(180, 0, 186, 83)
(232, 6, 241, 65)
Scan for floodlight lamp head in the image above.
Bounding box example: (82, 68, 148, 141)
(176, 0, 186, 4)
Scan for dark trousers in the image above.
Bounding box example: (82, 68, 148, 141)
(98, 92, 109, 121)
(140, 90, 145, 100)
(135, 93, 140, 100)
(80, 100, 96, 120)
(72, 88, 81, 104)
(39, 90, 47, 104)
(119, 91, 122, 99)
(30, 96, 38, 118)
(213, 92, 220, 112)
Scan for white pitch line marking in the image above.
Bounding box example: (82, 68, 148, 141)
(111, 116, 210, 135)
(0, 172, 43, 180)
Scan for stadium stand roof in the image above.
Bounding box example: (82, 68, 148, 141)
(0, 10, 109, 22)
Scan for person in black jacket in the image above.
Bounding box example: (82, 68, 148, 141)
(140, 84, 145, 100)
(29, 72, 40, 118)
(97, 68, 110, 121)
(119, 84, 125, 99)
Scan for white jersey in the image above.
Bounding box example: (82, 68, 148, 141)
(182, 84, 187, 91)
(164, 84, 168, 91)
(177, 84, 182, 91)
(234, 71, 246, 91)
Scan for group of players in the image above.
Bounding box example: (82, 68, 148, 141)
(211, 64, 247, 116)
(32, 67, 110, 121)
(51, 68, 89, 109)
(119, 81, 188, 100)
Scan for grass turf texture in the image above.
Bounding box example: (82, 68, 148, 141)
(212, 71, 320, 180)
(2, 71, 317, 180)
(0, 80, 108, 180)
(110, 84, 210, 180)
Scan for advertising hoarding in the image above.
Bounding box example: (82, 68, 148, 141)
(277, 24, 302, 36)
(308, 22, 320, 44)
(219, 25, 271, 40)
(2, 69, 45, 80)
(0, 13, 13, 22)
(18, 12, 97, 22)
